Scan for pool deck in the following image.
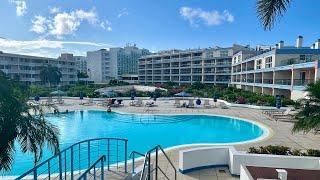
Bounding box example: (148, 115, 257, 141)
(52, 98, 320, 180)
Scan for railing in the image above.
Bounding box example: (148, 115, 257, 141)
(274, 79, 291, 85)
(132, 145, 177, 180)
(264, 79, 273, 84)
(77, 155, 106, 180)
(293, 79, 313, 86)
(255, 79, 262, 83)
(16, 138, 128, 180)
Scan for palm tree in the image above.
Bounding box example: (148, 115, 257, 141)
(292, 81, 320, 133)
(257, 0, 291, 30)
(0, 72, 60, 171)
(39, 65, 62, 87)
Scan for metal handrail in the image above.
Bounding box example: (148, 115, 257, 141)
(16, 137, 128, 180)
(77, 155, 106, 180)
(138, 145, 177, 180)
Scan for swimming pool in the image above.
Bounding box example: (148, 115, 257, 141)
(6, 110, 268, 176)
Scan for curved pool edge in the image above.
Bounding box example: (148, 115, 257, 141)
(4, 109, 273, 178)
(58, 108, 273, 147)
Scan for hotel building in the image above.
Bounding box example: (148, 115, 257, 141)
(0, 51, 77, 86)
(74, 56, 87, 73)
(138, 45, 248, 86)
(231, 36, 320, 100)
(86, 45, 149, 83)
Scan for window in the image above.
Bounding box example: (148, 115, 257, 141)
(256, 59, 262, 69)
(265, 56, 272, 68)
(220, 50, 229, 57)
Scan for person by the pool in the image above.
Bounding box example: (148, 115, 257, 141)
(107, 106, 112, 113)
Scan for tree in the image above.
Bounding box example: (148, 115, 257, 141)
(292, 81, 320, 133)
(0, 72, 60, 171)
(77, 72, 89, 79)
(257, 0, 291, 30)
(39, 65, 62, 87)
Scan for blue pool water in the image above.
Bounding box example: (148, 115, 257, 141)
(6, 110, 267, 176)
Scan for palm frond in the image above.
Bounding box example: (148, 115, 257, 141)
(257, 0, 291, 30)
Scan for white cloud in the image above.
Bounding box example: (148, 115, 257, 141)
(117, 8, 129, 18)
(179, 7, 234, 27)
(10, 0, 27, 16)
(30, 15, 48, 34)
(100, 20, 112, 31)
(0, 38, 111, 57)
(49, 7, 61, 14)
(30, 8, 110, 38)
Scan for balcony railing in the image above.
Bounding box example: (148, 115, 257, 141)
(255, 79, 262, 83)
(247, 79, 254, 83)
(264, 79, 273, 84)
(275, 79, 291, 85)
(293, 79, 313, 86)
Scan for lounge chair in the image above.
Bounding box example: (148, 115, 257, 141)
(130, 99, 143, 107)
(82, 98, 94, 106)
(145, 101, 156, 107)
(270, 108, 295, 118)
(117, 99, 124, 106)
(220, 102, 229, 109)
(135, 99, 143, 107)
(204, 99, 211, 108)
(55, 96, 64, 104)
(186, 99, 194, 108)
(174, 99, 181, 107)
(45, 96, 54, 105)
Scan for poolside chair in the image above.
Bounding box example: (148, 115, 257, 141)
(174, 99, 181, 107)
(220, 102, 229, 109)
(186, 99, 194, 108)
(45, 96, 54, 105)
(204, 99, 211, 108)
(82, 98, 94, 106)
(131, 99, 143, 107)
(117, 99, 124, 106)
(145, 101, 156, 107)
(270, 108, 295, 118)
(55, 96, 64, 104)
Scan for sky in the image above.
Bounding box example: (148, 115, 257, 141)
(0, 0, 320, 58)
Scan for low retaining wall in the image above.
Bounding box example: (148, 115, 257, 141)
(179, 146, 320, 175)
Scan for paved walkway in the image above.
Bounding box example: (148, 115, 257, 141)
(51, 98, 320, 180)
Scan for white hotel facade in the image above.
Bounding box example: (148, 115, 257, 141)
(138, 45, 248, 86)
(231, 36, 320, 100)
(0, 51, 77, 86)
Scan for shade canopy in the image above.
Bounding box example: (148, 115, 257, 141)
(174, 91, 191, 97)
(50, 90, 66, 96)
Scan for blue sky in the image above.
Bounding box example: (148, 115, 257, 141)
(0, 0, 319, 57)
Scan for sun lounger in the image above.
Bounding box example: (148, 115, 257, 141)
(145, 101, 156, 107)
(204, 99, 211, 108)
(174, 99, 181, 107)
(220, 102, 229, 109)
(82, 98, 94, 106)
(186, 99, 194, 108)
(130, 99, 143, 107)
(45, 96, 54, 105)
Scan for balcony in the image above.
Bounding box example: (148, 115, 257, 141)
(255, 79, 262, 83)
(247, 79, 254, 83)
(264, 79, 273, 84)
(275, 79, 291, 85)
(293, 79, 313, 86)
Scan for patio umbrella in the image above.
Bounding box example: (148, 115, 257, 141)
(50, 90, 66, 96)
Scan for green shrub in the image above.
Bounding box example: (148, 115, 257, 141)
(248, 146, 320, 157)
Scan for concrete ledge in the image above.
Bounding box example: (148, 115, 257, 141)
(179, 146, 320, 175)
